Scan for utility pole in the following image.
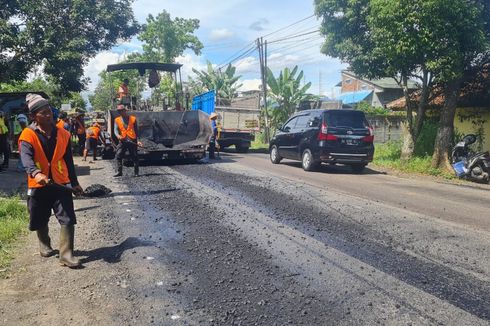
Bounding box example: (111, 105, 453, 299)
(257, 37, 270, 143)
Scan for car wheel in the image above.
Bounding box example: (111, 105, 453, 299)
(351, 163, 366, 173)
(302, 149, 317, 171)
(236, 145, 249, 153)
(270, 145, 282, 164)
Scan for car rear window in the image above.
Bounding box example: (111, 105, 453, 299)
(324, 110, 369, 128)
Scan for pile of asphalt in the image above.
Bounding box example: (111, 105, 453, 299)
(83, 184, 112, 197)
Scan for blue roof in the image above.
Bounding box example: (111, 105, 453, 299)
(336, 90, 372, 105)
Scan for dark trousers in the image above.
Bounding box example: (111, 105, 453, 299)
(85, 138, 98, 160)
(115, 141, 139, 172)
(208, 136, 216, 159)
(0, 134, 9, 167)
(77, 134, 86, 156)
(27, 186, 77, 231)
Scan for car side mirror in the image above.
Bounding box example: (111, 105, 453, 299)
(283, 126, 290, 133)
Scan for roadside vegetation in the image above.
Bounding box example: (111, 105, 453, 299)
(0, 197, 28, 274)
(373, 120, 454, 178)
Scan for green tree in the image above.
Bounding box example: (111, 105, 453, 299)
(138, 10, 203, 63)
(0, 0, 139, 94)
(266, 66, 313, 127)
(315, 0, 488, 169)
(0, 78, 85, 109)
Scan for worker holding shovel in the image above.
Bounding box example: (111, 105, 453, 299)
(113, 104, 142, 177)
(19, 93, 84, 268)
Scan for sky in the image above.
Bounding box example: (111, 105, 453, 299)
(83, 0, 347, 100)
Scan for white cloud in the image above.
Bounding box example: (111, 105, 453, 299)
(267, 53, 302, 71)
(175, 53, 208, 79)
(83, 51, 127, 92)
(234, 56, 259, 74)
(238, 78, 261, 92)
(209, 28, 235, 41)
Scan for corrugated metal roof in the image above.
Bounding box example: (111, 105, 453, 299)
(336, 90, 372, 105)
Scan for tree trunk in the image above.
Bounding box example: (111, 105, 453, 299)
(414, 70, 430, 140)
(431, 78, 462, 170)
(401, 122, 415, 161)
(400, 76, 415, 161)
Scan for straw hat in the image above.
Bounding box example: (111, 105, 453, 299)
(209, 112, 218, 120)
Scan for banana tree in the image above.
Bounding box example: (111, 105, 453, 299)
(191, 61, 242, 104)
(266, 66, 313, 127)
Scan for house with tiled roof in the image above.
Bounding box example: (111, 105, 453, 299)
(336, 70, 419, 108)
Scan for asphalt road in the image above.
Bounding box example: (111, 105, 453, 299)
(224, 152, 490, 232)
(1, 155, 489, 325)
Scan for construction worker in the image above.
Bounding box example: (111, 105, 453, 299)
(117, 78, 130, 105)
(73, 112, 86, 156)
(83, 122, 101, 161)
(0, 111, 9, 171)
(208, 112, 218, 159)
(56, 111, 70, 131)
(19, 93, 84, 268)
(14, 114, 28, 172)
(113, 104, 142, 177)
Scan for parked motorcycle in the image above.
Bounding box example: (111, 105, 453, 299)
(451, 134, 490, 183)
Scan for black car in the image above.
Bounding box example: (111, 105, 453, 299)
(269, 109, 374, 172)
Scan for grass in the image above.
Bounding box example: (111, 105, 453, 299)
(373, 141, 455, 179)
(0, 197, 29, 273)
(250, 139, 269, 151)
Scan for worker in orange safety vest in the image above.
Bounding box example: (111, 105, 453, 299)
(19, 93, 84, 268)
(113, 104, 142, 177)
(83, 122, 101, 162)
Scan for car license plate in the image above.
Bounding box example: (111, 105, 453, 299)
(343, 139, 358, 145)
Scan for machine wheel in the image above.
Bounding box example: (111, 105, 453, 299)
(351, 163, 367, 173)
(302, 149, 318, 171)
(270, 145, 282, 164)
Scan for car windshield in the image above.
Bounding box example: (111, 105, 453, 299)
(324, 110, 368, 128)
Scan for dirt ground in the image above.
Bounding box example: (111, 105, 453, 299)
(0, 155, 488, 325)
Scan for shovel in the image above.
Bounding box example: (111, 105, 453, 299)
(46, 180, 83, 196)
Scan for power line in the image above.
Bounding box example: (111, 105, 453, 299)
(268, 30, 320, 44)
(262, 14, 316, 38)
(217, 41, 256, 67)
(218, 45, 257, 69)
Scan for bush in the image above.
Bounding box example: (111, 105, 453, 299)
(414, 119, 439, 157)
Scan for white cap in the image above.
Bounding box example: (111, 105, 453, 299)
(17, 114, 28, 123)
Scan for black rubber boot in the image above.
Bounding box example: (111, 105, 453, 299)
(59, 225, 81, 268)
(36, 225, 55, 257)
(113, 160, 123, 177)
(134, 163, 139, 177)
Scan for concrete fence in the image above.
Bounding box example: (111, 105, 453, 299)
(366, 115, 405, 144)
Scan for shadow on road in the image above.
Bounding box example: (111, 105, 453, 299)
(280, 161, 386, 175)
(78, 237, 153, 264)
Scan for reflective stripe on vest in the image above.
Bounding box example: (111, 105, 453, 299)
(115, 115, 137, 140)
(18, 127, 71, 188)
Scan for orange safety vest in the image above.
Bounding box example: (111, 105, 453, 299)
(56, 119, 65, 129)
(18, 127, 71, 188)
(114, 115, 137, 140)
(86, 126, 100, 140)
